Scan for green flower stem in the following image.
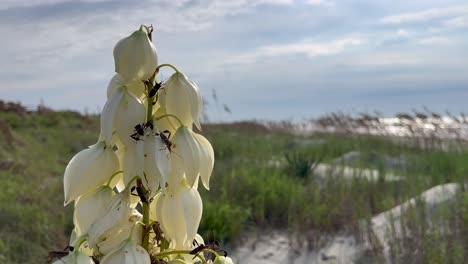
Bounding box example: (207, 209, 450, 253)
(145, 81, 155, 122)
(142, 202, 150, 250)
(142, 78, 155, 252)
(135, 178, 150, 251)
(155, 63, 180, 74)
(154, 250, 207, 264)
(204, 249, 221, 259)
(155, 114, 184, 127)
(71, 235, 88, 249)
(106, 170, 123, 186)
(126, 176, 141, 187)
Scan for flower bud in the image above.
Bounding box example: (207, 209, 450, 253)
(63, 142, 119, 205)
(159, 72, 203, 130)
(113, 25, 158, 82)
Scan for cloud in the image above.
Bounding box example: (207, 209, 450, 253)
(443, 16, 468, 28)
(395, 29, 410, 37)
(227, 37, 364, 64)
(0, 0, 467, 120)
(418, 37, 451, 45)
(380, 5, 468, 25)
(303, 0, 334, 7)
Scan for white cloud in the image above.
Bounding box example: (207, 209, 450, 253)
(419, 37, 451, 45)
(227, 38, 364, 64)
(396, 29, 410, 37)
(443, 16, 468, 28)
(380, 5, 468, 25)
(304, 0, 334, 7)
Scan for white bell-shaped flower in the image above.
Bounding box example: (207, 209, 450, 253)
(154, 180, 202, 249)
(114, 89, 147, 147)
(143, 130, 171, 196)
(100, 85, 146, 147)
(100, 240, 151, 264)
(73, 186, 114, 236)
(159, 72, 203, 130)
(63, 142, 119, 205)
(170, 126, 214, 189)
(51, 250, 94, 264)
(88, 189, 133, 249)
(107, 73, 146, 100)
(113, 25, 158, 82)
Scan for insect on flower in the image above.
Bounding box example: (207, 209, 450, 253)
(47, 245, 74, 263)
(190, 239, 227, 261)
(130, 121, 154, 141)
(156, 130, 174, 153)
(130, 179, 149, 204)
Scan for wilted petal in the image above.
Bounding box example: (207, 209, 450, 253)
(100, 240, 151, 264)
(113, 25, 158, 83)
(64, 142, 119, 205)
(95, 209, 142, 255)
(74, 186, 114, 236)
(88, 190, 132, 249)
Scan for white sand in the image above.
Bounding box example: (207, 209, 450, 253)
(230, 183, 462, 264)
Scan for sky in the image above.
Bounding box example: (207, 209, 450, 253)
(0, 0, 467, 121)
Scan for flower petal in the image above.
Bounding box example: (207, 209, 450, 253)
(99, 87, 124, 146)
(74, 186, 114, 236)
(193, 133, 214, 190)
(180, 187, 202, 248)
(64, 143, 119, 205)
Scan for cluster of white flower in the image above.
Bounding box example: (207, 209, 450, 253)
(55, 25, 233, 264)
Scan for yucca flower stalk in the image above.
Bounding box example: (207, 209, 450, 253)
(50, 25, 233, 264)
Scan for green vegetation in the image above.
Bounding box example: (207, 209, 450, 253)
(0, 111, 466, 263)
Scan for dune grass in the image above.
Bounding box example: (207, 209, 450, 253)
(0, 111, 466, 263)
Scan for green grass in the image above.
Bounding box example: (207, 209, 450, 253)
(0, 113, 466, 263)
